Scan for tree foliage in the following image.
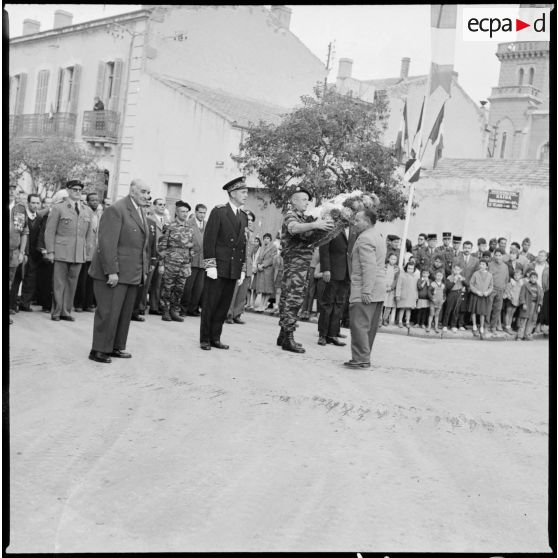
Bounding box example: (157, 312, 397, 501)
(234, 85, 410, 221)
(9, 137, 101, 199)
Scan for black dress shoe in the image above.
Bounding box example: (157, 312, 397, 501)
(60, 315, 75, 322)
(187, 310, 201, 317)
(111, 349, 132, 358)
(131, 314, 145, 322)
(343, 360, 370, 369)
(89, 351, 112, 363)
(74, 307, 83, 312)
(337, 332, 347, 338)
(318, 336, 327, 346)
(51, 316, 61, 321)
(84, 306, 96, 313)
(327, 336, 346, 346)
(233, 317, 245, 324)
(210, 341, 229, 350)
(200, 342, 211, 350)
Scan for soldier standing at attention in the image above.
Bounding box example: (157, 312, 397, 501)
(158, 200, 195, 322)
(199, 177, 249, 350)
(278, 186, 334, 353)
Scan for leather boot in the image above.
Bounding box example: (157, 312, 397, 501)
(282, 331, 305, 353)
(162, 311, 172, 322)
(170, 310, 184, 322)
(277, 328, 302, 347)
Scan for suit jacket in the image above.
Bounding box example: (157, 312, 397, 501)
(89, 195, 150, 285)
(349, 226, 386, 303)
(187, 213, 205, 268)
(319, 230, 349, 281)
(44, 200, 94, 263)
(145, 216, 159, 268)
(202, 204, 248, 280)
(453, 253, 479, 283)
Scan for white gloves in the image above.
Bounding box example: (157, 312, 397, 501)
(237, 271, 246, 285)
(206, 267, 218, 280)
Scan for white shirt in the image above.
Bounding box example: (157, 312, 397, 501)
(228, 201, 240, 216)
(26, 209, 37, 220)
(534, 263, 546, 287)
(197, 219, 204, 229)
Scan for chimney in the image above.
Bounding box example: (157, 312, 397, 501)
(270, 5, 292, 30)
(22, 19, 40, 35)
(338, 58, 353, 79)
(400, 57, 410, 80)
(54, 10, 73, 29)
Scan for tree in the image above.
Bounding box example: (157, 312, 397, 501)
(234, 85, 411, 221)
(9, 137, 101, 199)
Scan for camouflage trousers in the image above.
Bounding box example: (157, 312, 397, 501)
(279, 254, 312, 332)
(160, 258, 191, 314)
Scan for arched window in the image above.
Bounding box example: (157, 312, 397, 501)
(518, 68, 524, 86)
(500, 132, 507, 159)
(528, 67, 535, 85)
(539, 142, 549, 160)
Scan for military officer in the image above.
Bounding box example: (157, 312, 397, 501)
(199, 177, 249, 350)
(435, 231, 455, 275)
(278, 186, 334, 353)
(416, 233, 438, 272)
(158, 200, 195, 322)
(44, 180, 94, 321)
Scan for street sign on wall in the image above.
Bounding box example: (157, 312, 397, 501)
(487, 189, 519, 210)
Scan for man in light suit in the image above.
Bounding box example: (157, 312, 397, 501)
(344, 208, 386, 369)
(88, 179, 151, 363)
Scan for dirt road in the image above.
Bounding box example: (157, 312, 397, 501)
(7, 311, 550, 552)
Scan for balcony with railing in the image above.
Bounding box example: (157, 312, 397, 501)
(497, 41, 549, 58)
(81, 110, 120, 142)
(9, 113, 77, 139)
(489, 84, 541, 100)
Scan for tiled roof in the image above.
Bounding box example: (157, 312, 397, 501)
(423, 158, 549, 188)
(154, 75, 287, 128)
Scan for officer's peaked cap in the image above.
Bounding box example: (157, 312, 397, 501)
(223, 176, 247, 192)
(66, 179, 84, 189)
(427, 233, 437, 240)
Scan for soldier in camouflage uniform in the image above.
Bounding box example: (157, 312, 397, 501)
(278, 186, 334, 353)
(158, 200, 195, 322)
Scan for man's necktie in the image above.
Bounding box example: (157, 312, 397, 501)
(75, 202, 80, 215)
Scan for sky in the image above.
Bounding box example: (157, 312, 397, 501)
(4, 4, 516, 104)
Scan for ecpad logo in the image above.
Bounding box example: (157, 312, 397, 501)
(463, 8, 551, 41)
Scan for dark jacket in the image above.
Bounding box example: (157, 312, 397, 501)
(319, 229, 349, 281)
(202, 204, 248, 280)
(26, 212, 44, 258)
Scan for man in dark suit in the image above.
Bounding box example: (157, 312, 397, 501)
(146, 198, 169, 315)
(199, 177, 248, 350)
(181, 203, 207, 316)
(318, 229, 350, 346)
(88, 179, 151, 363)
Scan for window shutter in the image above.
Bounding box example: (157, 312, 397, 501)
(9, 76, 15, 113)
(108, 58, 123, 111)
(15, 72, 27, 115)
(54, 68, 63, 112)
(69, 63, 82, 114)
(34, 69, 50, 114)
(95, 61, 106, 102)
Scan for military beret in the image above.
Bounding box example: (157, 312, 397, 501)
(452, 235, 462, 242)
(223, 176, 247, 192)
(175, 200, 191, 211)
(387, 234, 396, 241)
(66, 179, 84, 190)
(427, 233, 437, 240)
(477, 237, 487, 245)
(442, 232, 452, 239)
(291, 185, 313, 201)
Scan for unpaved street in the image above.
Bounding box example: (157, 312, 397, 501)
(8, 311, 549, 553)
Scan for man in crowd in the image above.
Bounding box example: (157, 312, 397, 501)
(200, 177, 249, 350)
(278, 186, 333, 353)
(8, 185, 28, 324)
(497, 237, 508, 261)
(518, 237, 536, 267)
(412, 233, 427, 261)
(181, 203, 207, 316)
(227, 209, 257, 324)
(44, 180, 94, 322)
(344, 208, 386, 369)
(474, 237, 488, 260)
(88, 179, 151, 363)
(488, 237, 498, 257)
(451, 235, 462, 266)
(417, 233, 438, 271)
(318, 226, 350, 347)
(435, 231, 454, 274)
(158, 200, 195, 322)
(487, 248, 509, 333)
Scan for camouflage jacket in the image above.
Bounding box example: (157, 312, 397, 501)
(157, 220, 195, 264)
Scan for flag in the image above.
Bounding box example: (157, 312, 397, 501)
(410, 97, 424, 156)
(428, 102, 445, 144)
(433, 134, 444, 169)
(430, 5, 457, 96)
(404, 157, 421, 183)
(394, 100, 408, 162)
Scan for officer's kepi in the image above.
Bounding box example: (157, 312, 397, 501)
(222, 176, 247, 192)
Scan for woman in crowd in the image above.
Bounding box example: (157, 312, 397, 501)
(253, 233, 277, 312)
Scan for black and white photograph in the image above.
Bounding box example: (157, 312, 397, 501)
(6, 3, 552, 554)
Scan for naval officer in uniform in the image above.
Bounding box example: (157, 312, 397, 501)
(200, 176, 248, 350)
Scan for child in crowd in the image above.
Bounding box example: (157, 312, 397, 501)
(429, 254, 446, 281)
(516, 270, 544, 340)
(503, 268, 523, 333)
(415, 269, 430, 328)
(442, 262, 467, 332)
(395, 261, 418, 328)
(382, 253, 399, 325)
(468, 259, 493, 338)
(427, 269, 445, 333)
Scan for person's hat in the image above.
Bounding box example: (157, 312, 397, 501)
(222, 176, 247, 193)
(291, 185, 313, 201)
(477, 237, 487, 245)
(427, 233, 437, 240)
(175, 200, 191, 211)
(66, 179, 84, 190)
(442, 231, 452, 240)
(452, 235, 462, 242)
(387, 234, 395, 241)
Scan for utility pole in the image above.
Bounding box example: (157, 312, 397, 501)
(323, 40, 335, 97)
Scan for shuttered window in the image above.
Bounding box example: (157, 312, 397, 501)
(15, 73, 27, 115)
(108, 58, 123, 111)
(69, 64, 82, 114)
(34, 69, 50, 114)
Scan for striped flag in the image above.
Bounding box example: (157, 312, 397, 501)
(428, 102, 445, 144)
(394, 99, 408, 162)
(433, 134, 444, 169)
